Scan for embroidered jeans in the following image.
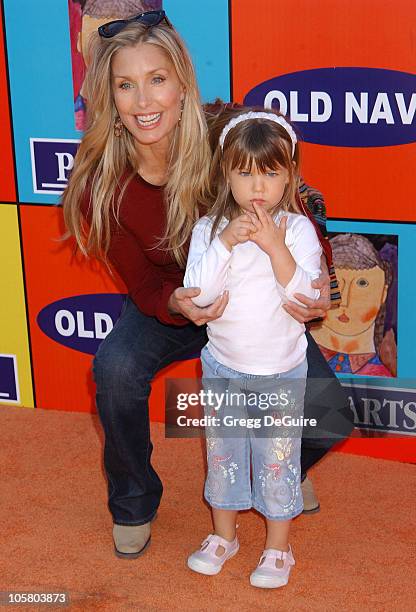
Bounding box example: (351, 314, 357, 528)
(201, 346, 308, 521)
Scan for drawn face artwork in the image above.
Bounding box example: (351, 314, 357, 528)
(324, 266, 388, 339)
(77, 14, 119, 68)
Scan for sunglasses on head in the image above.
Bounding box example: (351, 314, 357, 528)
(98, 10, 172, 39)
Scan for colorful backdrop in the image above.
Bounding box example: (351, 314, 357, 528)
(1, 0, 415, 459)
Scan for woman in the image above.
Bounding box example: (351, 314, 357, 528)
(63, 10, 350, 559)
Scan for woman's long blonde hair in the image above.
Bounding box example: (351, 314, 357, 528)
(62, 20, 211, 268)
(206, 106, 301, 241)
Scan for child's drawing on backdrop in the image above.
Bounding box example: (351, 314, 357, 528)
(68, 0, 162, 131)
(310, 233, 398, 377)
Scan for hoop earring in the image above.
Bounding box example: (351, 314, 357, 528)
(114, 117, 124, 137)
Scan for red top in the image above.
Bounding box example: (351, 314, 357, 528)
(81, 172, 189, 326)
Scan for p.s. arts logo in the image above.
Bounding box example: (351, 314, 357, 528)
(30, 138, 80, 195)
(343, 382, 416, 435)
(244, 67, 416, 147)
(37, 294, 126, 355)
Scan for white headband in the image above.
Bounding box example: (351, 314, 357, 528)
(219, 111, 297, 157)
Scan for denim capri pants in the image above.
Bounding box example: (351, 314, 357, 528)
(201, 345, 307, 521)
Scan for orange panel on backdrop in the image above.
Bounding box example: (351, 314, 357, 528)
(231, 0, 416, 221)
(0, 10, 15, 201)
(20, 205, 198, 419)
(20, 205, 123, 412)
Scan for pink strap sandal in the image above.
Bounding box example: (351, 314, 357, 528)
(187, 533, 239, 575)
(250, 545, 295, 588)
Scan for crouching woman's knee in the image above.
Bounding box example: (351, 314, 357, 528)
(93, 338, 153, 397)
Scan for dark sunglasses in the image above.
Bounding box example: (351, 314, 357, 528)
(98, 10, 172, 39)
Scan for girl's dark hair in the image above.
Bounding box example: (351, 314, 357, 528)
(206, 104, 301, 241)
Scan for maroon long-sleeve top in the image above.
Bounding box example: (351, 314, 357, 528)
(81, 172, 188, 326)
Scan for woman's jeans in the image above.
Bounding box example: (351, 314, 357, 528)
(93, 297, 353, 525)
(93, 297, 207, 525)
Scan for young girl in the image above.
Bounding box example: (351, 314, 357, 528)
(183, 109, 322, 588)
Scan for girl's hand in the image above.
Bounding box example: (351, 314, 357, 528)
(219, 214, 257, 252)
(248, 203, 287, 256)
(168, 287, 229, 326)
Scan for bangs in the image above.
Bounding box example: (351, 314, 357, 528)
(223, 120, 292, 173)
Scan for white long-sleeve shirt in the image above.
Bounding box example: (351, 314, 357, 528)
(184, 211, 322, 374)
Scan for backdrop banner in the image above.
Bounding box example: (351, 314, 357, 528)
(0, 206, 33, 408)
(231, 0, 416, 436)
(0, 7, 15, 202)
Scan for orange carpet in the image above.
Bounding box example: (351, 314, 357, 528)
(0, 405, 415, 611)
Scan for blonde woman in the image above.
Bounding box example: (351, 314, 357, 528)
(63, 10, 226, 559)
(63, 11, 350, 560)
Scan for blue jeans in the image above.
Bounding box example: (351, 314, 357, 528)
(93, 297, 207, 525)
(201, 346, 308, 521)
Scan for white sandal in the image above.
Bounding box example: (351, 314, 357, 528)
(187, 533, 239, 575)
(250, 545, 295, 588)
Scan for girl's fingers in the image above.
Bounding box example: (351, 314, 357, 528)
(279, 215, 288, 233)
(252, 202, 270, 226)
(263, 208, 274, 226)
(239, 214, 257, 230)
(246, 211, 259, 222)
(248, 214, 261, 230)
(239, 222, 257, 235)
(239, 219, 256, 228)
(237, 223, 254, 236)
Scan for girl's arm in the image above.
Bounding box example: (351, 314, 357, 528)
(284, 183, 341, 322)
(184, 218, 233, 308)
(275, 214, 322, 302)
(249, 206, 322, 303)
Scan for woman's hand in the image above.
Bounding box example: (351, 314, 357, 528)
(219, 214, 257, 252)
(168, 287, 229, 326)
(283, 265, 331, 323)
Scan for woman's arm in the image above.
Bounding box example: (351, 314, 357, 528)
(111, 228, 229, 327)
(80, 185, 222, 327)
(107, 226, 191, 326)
(79, 185, 229, 327)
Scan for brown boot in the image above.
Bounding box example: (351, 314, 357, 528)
(113, 523, 151, 559)
(301, 476, 320, 514)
